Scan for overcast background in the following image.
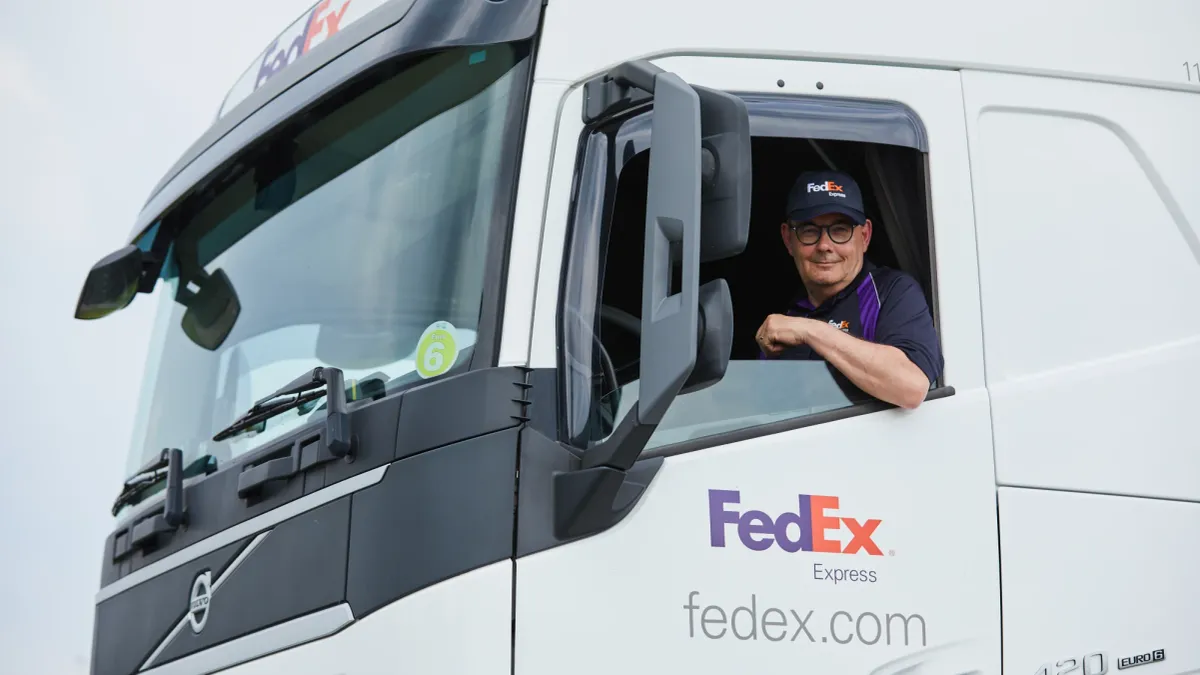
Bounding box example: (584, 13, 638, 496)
(0, 1, 315, 671)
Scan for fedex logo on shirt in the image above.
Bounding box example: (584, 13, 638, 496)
(708, 489, 884, 555)
(256, 0, 353, 90)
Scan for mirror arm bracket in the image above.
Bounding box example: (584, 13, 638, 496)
(582, 60, 666, 124)
(136, 252, 161, 293)
(578, 404, 657, 473)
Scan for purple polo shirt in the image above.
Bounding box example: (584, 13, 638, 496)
(759, 262, 943, 386)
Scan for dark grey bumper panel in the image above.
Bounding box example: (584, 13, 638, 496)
(92, 426, 521, 675)
(91, 366, 535, 675)
(99, 366, 530, 593)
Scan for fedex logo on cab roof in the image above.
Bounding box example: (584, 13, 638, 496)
(219, 0, 391, 118)
(708, 489, 884, 556)
(256, 0, 353, 90)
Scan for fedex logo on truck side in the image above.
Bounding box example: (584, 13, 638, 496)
(708, 489, 884, 555)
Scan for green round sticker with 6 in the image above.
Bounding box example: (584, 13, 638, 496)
(416, 321, 458, 378)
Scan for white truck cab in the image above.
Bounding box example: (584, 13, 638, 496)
(76, 1, 1200, 673)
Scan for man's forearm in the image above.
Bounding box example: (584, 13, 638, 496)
(802, 320, 930, 409)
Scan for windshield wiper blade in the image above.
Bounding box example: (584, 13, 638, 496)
(109, 448, 193, 560)
(112, 448, 181, 516)
(111, 473, 161, 517)
(111, 452, 217, 517)
(111, 448, 183, 521)
(212, 366, 352, 457)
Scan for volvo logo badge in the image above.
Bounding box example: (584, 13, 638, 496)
(188, 571, 212, 634)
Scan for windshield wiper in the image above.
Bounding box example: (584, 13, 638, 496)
(112, 473, 162, 517)
(296, 370, 392, 417)
(110, 448, 189, 559)
(212, 366, 352, 457)
(111, 451, 216, 517)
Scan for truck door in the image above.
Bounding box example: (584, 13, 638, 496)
(514, 57, 1002, 674)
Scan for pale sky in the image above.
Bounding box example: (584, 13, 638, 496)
(0, 1, 315, 671)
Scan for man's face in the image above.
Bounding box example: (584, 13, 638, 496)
(781, 212, 872, 292)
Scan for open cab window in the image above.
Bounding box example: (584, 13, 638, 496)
(561, 93, 942, 456)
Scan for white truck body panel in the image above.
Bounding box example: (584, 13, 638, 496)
(508, 16, 1200, 674)
(962, 69, 1200, 502)
(532, 0, 1198, 92)
(998, 488, 1200, 673)
(514, 388, 1001, 673)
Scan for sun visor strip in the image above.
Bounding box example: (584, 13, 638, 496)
(126, 0, 544, 244)
(142, 0, 421, 205)
(742, 94, 929, 151)
(610, 93, 928, 172)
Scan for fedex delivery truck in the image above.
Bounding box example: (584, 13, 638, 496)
(74, 0, 1200, 673)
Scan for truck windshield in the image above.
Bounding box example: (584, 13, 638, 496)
(123, 43, 530, 482)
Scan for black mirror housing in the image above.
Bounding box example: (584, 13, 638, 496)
(181, 268, 241, 351)
(74, 245, 149, 320)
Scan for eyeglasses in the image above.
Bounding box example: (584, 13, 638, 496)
(788, 221, 861, 245)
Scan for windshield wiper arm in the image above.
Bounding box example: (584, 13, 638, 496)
(112, 474, 161, 517)
(212, 366, 352, 457)
(109, 448, 187, 561)
(111, 452, 217, 517)
(112, 448, 183, 517)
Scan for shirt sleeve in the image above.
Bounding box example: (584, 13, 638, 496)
(873, 273, 944, 386)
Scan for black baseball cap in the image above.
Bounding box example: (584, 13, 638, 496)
(785, 170, 866, 224)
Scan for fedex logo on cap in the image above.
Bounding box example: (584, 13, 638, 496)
(708, 489, 884, 555)
(807, 181, 844, 194)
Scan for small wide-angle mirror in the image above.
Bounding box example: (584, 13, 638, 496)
(74, 245, 148, 320)
(681, 278, 734, 395)
(180, 268, 241, 351)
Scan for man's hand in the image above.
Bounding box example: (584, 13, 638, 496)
(755, 314, 813, 356)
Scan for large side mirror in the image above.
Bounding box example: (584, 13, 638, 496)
(180, 268, 241, 351)
(74, 245, 151, 320)
(555, 61, 751, 540)
(570, 61, 750, 472)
